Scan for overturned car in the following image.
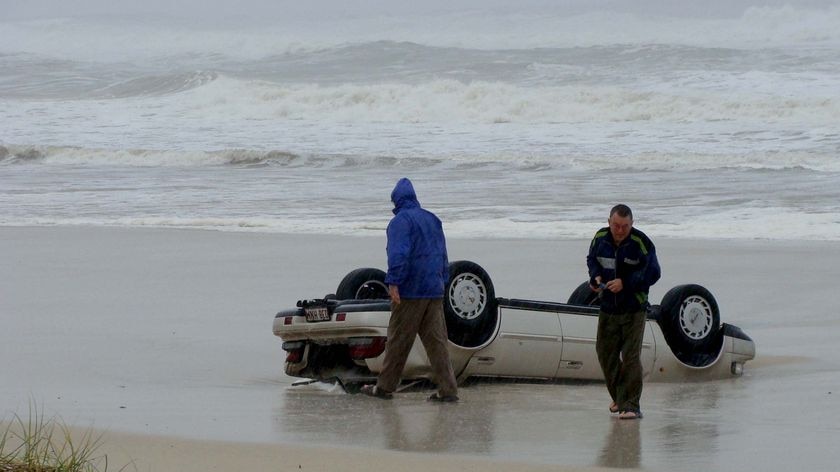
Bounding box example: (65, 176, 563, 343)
(272, 261, 755, 387)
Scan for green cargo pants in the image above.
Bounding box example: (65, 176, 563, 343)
(595, 310, 646, 413)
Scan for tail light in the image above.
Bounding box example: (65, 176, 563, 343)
(348, 337, 387, 360)
(282, 341, 306, 363)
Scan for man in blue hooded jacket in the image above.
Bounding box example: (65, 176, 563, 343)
(361, 178, 459, 402)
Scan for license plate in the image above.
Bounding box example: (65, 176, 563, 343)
(304, 306, 330, 322)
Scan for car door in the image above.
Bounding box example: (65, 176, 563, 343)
(557, 310, 656, 380)
(466, 304, 563, 379)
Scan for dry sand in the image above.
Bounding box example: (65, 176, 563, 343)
(2, 226, 839, 471)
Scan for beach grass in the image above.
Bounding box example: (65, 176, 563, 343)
(0, 403, 129, 472)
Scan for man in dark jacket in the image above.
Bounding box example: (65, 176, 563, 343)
(587, 204, 660, 419)
(361, 177, 459, 402)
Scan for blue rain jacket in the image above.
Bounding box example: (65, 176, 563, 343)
(587, 226, 661, 314)
(385, 178, 449, 299)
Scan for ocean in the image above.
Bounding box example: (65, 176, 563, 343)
(2, 4, 839, 240)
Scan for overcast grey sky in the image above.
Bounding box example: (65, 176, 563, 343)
(3, 0, 838, 22)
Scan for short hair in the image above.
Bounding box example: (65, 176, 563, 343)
(610, 204, 633, 220)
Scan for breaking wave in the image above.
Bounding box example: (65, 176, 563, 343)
(2, 144, 839, 173)
(90, 71, 219, 98)
(0, 145, 301, 167)
(174, 76, 840, 125)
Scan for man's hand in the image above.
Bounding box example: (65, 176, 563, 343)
(590, 276, 603, 292)
(604, 278, 623, 293)
(389, 284, 401, 304)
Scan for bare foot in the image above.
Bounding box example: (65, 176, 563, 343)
(618, 410, 642, 420)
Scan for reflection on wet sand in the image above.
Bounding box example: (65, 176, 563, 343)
(379, 399, 494, 453)
(651, 382, 721, 460)
(272, 380, 723, 466)
(271, 378, 762, 470)
(276, 386, 494, 454)
(598, 419, 641, 468)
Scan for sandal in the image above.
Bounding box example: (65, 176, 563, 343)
(609, 402, 619, 413)
(618, 410, 643, 420)
(428, 393, 459, 403)
(360, 384, 393, 400)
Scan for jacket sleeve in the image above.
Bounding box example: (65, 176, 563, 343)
(645, 248, 662, 288)
(586, 235, 601, 285)
(385, 215, 412, 286)
(627, 243, 661, 292)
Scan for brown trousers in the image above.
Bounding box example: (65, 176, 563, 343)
(376, 298, 458, 397)
(595, 310, 646, 412)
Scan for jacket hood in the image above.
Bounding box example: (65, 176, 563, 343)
(391, 177, 419, 214)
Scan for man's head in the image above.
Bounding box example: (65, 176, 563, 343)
(391, 177, 418, 213)
(608, 204, 633, 244)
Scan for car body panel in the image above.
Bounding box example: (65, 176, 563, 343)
(273, 296, 755, 385)
(460, 307, 563, 379)
(554, 312, 657, 380)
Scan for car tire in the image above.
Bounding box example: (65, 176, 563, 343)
(444, 261, 498, 348)
(659, 284, 721, 351)
(335, 268, 389, 300)
(445, 260, 496, 326)
(567, 281, 600, 306)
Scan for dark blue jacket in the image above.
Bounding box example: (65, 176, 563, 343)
(385, 178, 449, 299)
(587, 227, 661, 314)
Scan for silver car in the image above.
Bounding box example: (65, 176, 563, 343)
(272, 260, 755, 388)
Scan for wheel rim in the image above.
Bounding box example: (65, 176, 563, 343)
(448, 272, 487, 320)
(356, 281, 388, 299)
(678, 295, 714, 340)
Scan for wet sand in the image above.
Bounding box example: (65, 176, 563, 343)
(1, 226, 839, 471)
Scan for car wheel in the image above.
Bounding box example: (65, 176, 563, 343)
(659, 284, 721, 351)
(335, 268, 388, 300)
(445, 260, 496, 327)
(443, 261, 499, 348)
(567, 281, 599, 306)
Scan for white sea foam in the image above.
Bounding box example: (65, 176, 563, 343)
(174, 77, 840, 125)
(4, 77, 839, 147)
